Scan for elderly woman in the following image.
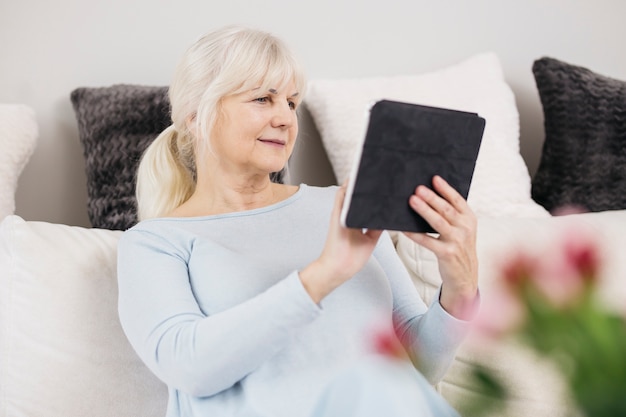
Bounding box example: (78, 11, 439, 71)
(117, 25, 478, 417)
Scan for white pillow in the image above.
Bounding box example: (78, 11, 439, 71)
(0, 104, 38, 220)
(305, 52, 548, 218)
(397, 210, 626, 417)
(0, 215, 167, 417)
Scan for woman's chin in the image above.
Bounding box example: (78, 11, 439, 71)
(262, 160, 289, 177)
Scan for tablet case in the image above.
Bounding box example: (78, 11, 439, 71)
(340, 99, 485, 233)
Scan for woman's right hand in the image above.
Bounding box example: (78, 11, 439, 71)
(299, 185, 382, 303)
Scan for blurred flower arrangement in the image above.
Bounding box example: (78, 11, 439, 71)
(466, 227, 626, 417)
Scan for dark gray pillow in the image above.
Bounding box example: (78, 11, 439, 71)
(531, 57, 626, 213)
(71, 84, 171, 230)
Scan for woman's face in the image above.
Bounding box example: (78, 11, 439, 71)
(208, 81, 300, 179)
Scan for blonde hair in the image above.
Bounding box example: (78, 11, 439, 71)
(136, 26, 307, 220)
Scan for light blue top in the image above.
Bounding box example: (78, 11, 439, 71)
(117, 184, 471, 417)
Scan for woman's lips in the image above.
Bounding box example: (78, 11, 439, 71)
(258, 138, 286, 146)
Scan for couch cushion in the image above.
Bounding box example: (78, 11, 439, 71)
(531, 57, 626, 213)
(305, 52, 548, 219)
(0, 104, 38, 220)
(0, 216, 167, 417)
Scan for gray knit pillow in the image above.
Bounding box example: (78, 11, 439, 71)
(531, 57, 626, 213)
(71, 84, 284, 230)
(71, 85, 170, 230)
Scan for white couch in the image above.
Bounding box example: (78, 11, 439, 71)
(2, 53, 625, 417)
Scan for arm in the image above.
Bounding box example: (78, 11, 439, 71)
(301, 182, 475, 384)
(383, 175, 480, 383)
(403, 175, 479, 319)
(299, 185, 383, 303)
(372, 233, 474, 384)
(117, 230, 321, 397)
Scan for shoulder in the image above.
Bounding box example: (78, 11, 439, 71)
(118, 218, 196, 256)
(299, 183, 338, 202)
(122, 218, 176, 239)
(293, 184, 339, 217)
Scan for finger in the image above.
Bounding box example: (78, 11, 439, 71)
(410, 188, 455, 232)
(429, 177, 477, 233)
(431, 175, 470, 213)
(403, 230, 445, 254)
(332, 184, 347, 216)
(363, 228, 383, 241)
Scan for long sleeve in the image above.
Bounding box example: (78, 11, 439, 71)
(117, 228, 321, 397)
(372, 233, 473, 384)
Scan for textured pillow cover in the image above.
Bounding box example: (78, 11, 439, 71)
(531, 57, 626, 213)
(305, 52, 548, 219)
(71, 84, 170, 230)
(0, 104, 38, 220)
(0, 215, 167, 417)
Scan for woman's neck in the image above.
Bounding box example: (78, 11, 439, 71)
(167, 173, 296, 218)
(202, 176, 280, 212)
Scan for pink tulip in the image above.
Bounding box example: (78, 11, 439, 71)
(551, 204, 587, 216)
(371, 325, 408, 361)
(561, 229, 601, 283)
(500, 251, 540, 294)
(472, 284, 526, 340)
(530, 229, 601, 308)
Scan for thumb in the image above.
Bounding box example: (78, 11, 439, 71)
(332, 183, 348, 218)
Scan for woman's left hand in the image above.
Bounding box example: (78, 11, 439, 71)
(403, 175, 478, 320)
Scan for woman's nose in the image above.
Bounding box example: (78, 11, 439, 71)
(271, 101, 295, 128)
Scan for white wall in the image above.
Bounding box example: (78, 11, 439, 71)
(2, 0, 625, 227)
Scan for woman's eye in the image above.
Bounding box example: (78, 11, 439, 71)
(288, 100, 297, 110)
(254, 97, 269, 103)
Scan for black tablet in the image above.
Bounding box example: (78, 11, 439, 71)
(340, 99, 485, 233)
